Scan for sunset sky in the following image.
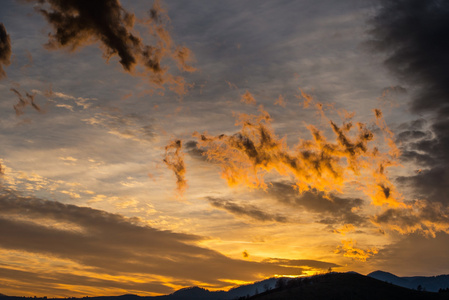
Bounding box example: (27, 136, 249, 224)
(1, 0, 449, 297)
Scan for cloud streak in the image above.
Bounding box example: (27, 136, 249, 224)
(10, 88, 42, 115)
(267, 182, 365, 226)
(207, 197, 287, 223)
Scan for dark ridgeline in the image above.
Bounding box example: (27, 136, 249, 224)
(368, 270, 449, 292)
(243, 273, 449, 300)
(2, 273, 449, 300)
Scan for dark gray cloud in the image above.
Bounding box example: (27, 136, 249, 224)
(207, 197, 288, 223)
(0, 188, 328, 295)
(34, 0, 147, 72)
(368, 0, 449, 204)
(267, 181, 365, 226)
(0, 23, 11, 79)
(10, 88, 42, 115)
(184, 140, 207, 160)
(368, 0, 449, 113)
(396, 130, 431, 144)
(30, 0, 194, 93)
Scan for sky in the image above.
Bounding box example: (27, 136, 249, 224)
(1, 0, 449, 297)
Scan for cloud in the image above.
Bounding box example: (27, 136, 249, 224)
(333, 224, 356, 235)
(262, 258, 339, 270)
(163, 139, 187, 195)
(371, 199, 449, 237)
(206, 197, 287, 223)
(31, 0, 195, 94)
(368, 0, 449, 114)
(10, 88, 42, 115)
(194, 107, 403, 207)
(368, 0, 449, 205)
(240, 90, 256, 105)
(296, 87, 314, 108)
(184, 140, 207, 160)
(334, 239, 378, 262)
(267, 181, 365, 226)
(32, 88, 97, 110)
(274, 95, 286, 107)
(0, 188, 334, 295)
(0, 23, 11, 79)
(82, 110, 156, 143)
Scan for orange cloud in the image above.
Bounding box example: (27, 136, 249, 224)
(296, 87, 313, 108)
(274, 95, 286, 107)
(163, 139, 187, 196)
(193, 106, 403, 208)
(240, 90, 257, 105)
(372, 199, 449, 238)
(374, 109, 401, 158)
(334, 239, 378, 262)
(333, 224, 355, 235)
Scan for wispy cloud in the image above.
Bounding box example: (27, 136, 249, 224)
(163, 139, 187, 196)
(10, 88, 42, 116)
(207, 196, 287, 223)
(240, 90, 256, 105)
(32, 89, 97, 110)
(82, 111, 156, 143)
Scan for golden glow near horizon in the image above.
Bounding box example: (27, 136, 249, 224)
(1, 0, 449, 297)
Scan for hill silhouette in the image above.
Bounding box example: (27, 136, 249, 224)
(1, 272, 449, 300)
(244, 272, 448, 300)
(368, 270, 449, 292)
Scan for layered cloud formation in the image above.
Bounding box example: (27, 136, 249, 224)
(1, 0, 449, 296)
(0, 187, 336, 296)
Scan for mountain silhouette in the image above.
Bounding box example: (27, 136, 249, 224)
(1, 272, 449, 300)
(368, 270, 449, 292)
(245, 272, 449, 300)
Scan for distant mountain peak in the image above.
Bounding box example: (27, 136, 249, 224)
(368, 270, 449, 292)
